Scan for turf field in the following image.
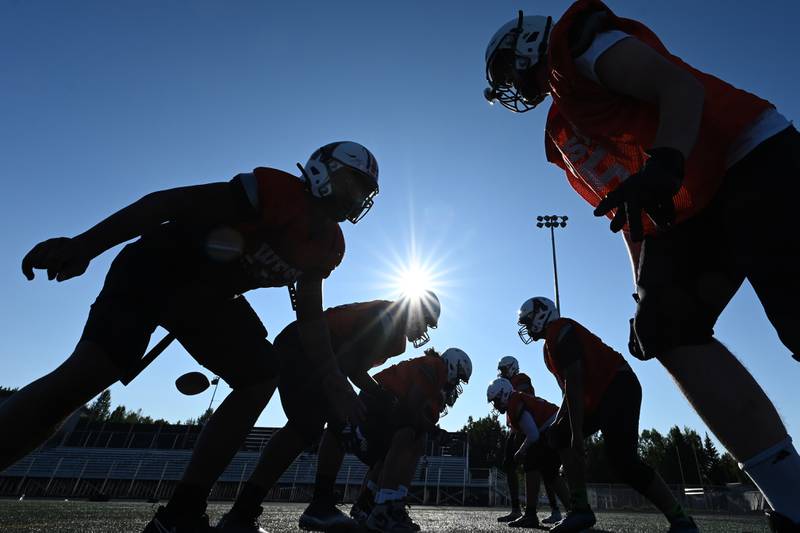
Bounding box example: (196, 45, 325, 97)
(0, 500, 770, 532)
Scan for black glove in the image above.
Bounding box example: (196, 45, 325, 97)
(593, 147, 684, 242)
(628, 293, 652, 361)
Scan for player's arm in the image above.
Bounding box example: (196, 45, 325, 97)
(348, 368, 383, 398)
(22, 182, 248, 281)
(403, 381, 438, 434)
(295, 276, 365, 424)
(594, 36, 705, 159)
(552, 325, 586, 451)
(513, 411, 541, 463)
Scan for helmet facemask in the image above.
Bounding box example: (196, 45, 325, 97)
(403, 292, 440, 348)
(484, 12, 553, 113)
(298, 141, 379, 224)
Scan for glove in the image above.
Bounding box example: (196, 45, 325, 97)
(21, 237, 92, 282)
(594, 147, 684, 242)
(628, 318, 649, 361)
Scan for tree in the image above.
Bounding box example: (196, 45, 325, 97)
(459, 414, 507, 468)
(87, 390, 112, 422)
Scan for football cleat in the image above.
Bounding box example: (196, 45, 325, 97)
(142, 505, 214, 533)
(398, 502, 421, 532)
(215, 506, 267, 533)
(767, 510, 800, 533)
(365, 501, 417, 533)
(508, 512, 540, 528)
(298, 497, 358, 531)
(667, 516, 700, 533)
(541, 509, 562, 524)
(497, 509, 523, 523)
(549, 509, 597, 533)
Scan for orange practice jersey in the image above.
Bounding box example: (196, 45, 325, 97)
(544, 0, 773, 236)
(510, 372, 533, 393)
(324, 300, 407, 368)
(506, 392, 559, 432)
(233, 168, 344, 288)
(543, 318, 627, 414)
(374, 355, 449, 423)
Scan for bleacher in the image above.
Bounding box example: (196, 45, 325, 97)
(0, 422, 502, 504)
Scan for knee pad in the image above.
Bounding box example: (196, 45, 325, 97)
(635, 287, 713, 358)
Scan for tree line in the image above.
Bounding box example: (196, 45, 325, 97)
(460, 414, 748, 486)
(84, 389, 214, 426)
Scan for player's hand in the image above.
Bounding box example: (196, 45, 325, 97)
(593, 147, 684, 242)
(628, 318, 651, 361)
(322, 372, 365, 425)
(21, 237, 92, 282)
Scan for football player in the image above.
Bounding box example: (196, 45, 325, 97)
(495, 356, 563, 525)
(484, 2, 800, 530)
(342, 348, 472, 533)
(488, 377, 571, 529)
(517, 297, 697, 533)
(215, 292, 441, 532)
(2, 141, 379, 533)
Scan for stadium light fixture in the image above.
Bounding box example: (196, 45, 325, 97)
(536, 215, 568, 314)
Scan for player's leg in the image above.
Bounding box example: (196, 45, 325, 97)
(218, 424, 309, 532)
(721, 125, 800, 528)
(599, 371, 697, 532)
(0, 341, 119, 469)
(498, 432, 523, 522)
(549, 417, 597, 533)
(542, 481, 563, 523)
(366, 426, 421, 533)
(508, 468, 541, 528)
(298, 428, 359, 531)
(146, 294, 278, 533)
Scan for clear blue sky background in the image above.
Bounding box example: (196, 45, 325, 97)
(1, 1, 798, 453)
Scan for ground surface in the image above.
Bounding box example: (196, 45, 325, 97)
(0, 500, 771, 533)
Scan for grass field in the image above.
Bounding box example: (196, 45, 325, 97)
(0, 500, 771, 533)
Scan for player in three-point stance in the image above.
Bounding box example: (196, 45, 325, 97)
(495, 356, 563, 525)
(1, 141, 379, 533)
(485, 1, 800, 529)
(517, 297, 697, 533)
(342, 348, 472, 533)
(487, 376, 571, 529)
(213, 292, 441, 532)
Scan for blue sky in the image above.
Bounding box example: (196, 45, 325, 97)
(1, 0, 798, 454)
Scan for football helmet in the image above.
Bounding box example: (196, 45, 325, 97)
(497, 356, 519, 379)
(297, 141, 379, 223)
(484, 11, 553, 113)
(441, 348, 471, 407)
(487, 377, 514, 413)
(403, 290, 441, 348)
(517, 296, 559, 344)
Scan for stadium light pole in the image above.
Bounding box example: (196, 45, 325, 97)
(207, 376, 221, 412)
(536, 215, 568, 314)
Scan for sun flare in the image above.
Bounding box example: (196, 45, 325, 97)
(395, 263, 435, 300)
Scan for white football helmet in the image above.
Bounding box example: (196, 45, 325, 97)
(403, 290, 441, 348)
(440, 347, 471, 407)
(517, 296, 559, 344)
(484, 11, 553, 113)
(497, 356, 520, 379)
(487, 377, 514, 413)
(297, 141, 379, 223)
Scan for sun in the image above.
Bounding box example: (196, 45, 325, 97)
(395, 263, 435, 300)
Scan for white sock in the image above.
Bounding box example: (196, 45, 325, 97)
(740, 436, 800, 522)
(375, 488, 404, 504)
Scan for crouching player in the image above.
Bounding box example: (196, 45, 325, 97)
(2, 141, 380, 533)
(487, 377, 570, 529)
(496, 356, 563, 525)
(214, 293, 441, 532)
(337, 348, 472, 533)
(517, 297, 698, 533)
